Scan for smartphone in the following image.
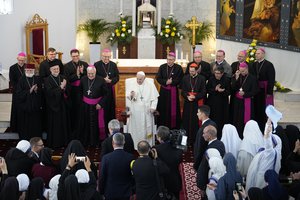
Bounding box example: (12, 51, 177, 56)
(75, 156, 86, 162)
(235, 182, 242, 191)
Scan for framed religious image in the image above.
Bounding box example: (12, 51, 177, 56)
(219, 0, 236, 36)
(289, 0, 300, 47)
(243, 0, 281, 43)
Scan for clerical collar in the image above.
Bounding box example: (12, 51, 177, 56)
(258, 59, 265, 63)
(191, 74, 198, 78)
(217, 60, 224, 65)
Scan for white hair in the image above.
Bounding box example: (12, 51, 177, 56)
(137, 71, 145, 77)
(87, 66, 96, 72)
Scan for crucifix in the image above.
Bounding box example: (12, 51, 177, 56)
(87, 90, 91, 95)
(185, 16, 202, 53)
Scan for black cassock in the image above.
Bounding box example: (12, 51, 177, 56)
(39, 59, 64, 80)
(185, 60, 212, 81)
(44, 75, 71, 148)
(231, 73, 258, 138)
(206, 75, 231, 139)
(64, 60, 88, 139)
(79, 76, 108, 146)
(94, 60, 119, 123)
(181, 74, 206, 144)
(15, 75, 42, 140)
(252, 59, 275, 131)
(156, 63, 183, 129)
(9, 63, 24, 131)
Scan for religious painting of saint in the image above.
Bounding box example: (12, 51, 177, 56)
(289, 0, 300, 47)
(219, 0, 236, 36)
(243, 0, 281, 43)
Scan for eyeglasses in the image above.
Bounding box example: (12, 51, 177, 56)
(36, 144, 44, 147)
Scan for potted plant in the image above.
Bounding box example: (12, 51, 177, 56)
(184, 20, 214, 52)
(78, 19, 110, 63)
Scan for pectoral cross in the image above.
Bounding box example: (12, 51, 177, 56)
(87, 90, 91, 95)
(185, 16, 202, 50)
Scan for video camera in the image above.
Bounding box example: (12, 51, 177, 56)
(169, 129, 188, 151)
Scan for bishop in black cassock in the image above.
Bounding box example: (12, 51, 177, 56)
(252, 48, 276, 131)
(9, 52, 26, 132)
(231, 62, 258, 138)
(206, 66, 231, 138)
(79, 66, 108, 147)
(181, 64, 206, 144)
(16, 64, 42, 140)
(94, 49, 119, 126)
(64, 49, 88, 139)
(156, 52, 183, 129)
(44, 60, 71, 148)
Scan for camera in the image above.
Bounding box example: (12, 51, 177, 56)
(75, 156, 86, 162)
(169, 129, 188, 151)
(235, 182, 243, 191)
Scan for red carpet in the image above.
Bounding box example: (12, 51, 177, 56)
(180, 162, 202, 200)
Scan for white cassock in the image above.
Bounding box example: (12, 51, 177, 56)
(245, 133, 282, 192)
(125, 78, 159, 149)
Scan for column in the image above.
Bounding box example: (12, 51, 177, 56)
(120, 0, 123, 14)
(132, 0, 136, 36)
(157, 0, 161, 34)
(170, 0, 174, 16)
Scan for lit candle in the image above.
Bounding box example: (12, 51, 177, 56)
(116, 48, 119, 59)
(186, 53, 189, 61)
(175, 49, 178, 60)
(181, 51, 183, 60)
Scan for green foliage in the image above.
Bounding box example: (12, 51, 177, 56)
(107, 15, 133, 45)
(77, 19, 110, 43)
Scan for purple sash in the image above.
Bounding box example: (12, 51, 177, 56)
(71, 80, 80, 87)
(162, 85, 177, 128)
(235, 92, 251, 123)
(258, 81, 274, 106)
(83, 96, 106, 140)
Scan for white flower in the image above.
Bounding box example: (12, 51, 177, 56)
(128, 29, 132, 33)
(250, 57, 255, 61)
(165, 34, 169, 38)
(121, 33, 125, 37)
(160, 32, 163, 36)
(165, 25, 169, 29)
(177, 32, 180, 36)
(249, 47, 253, 50)
(122, 24, 126, 27)
(250, 52, 254, 56)
(109, 37, 113, 40)
(112, 33, 115, 37)
(180, 35, 183, 40)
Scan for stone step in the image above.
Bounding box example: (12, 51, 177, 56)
(275, 91, 300, 102)
(0, 93, 11, 102)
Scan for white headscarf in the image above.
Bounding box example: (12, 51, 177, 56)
(239, 120, 264, 156)
(16, 173, 30, 191)
(16, 140, 30, 153)
(221, 124, 242, 159)
(208, 157, 226, 181)
(205, 148, 222, 160)
(49, 174, 61, 200)
(75, 169, 90, 183)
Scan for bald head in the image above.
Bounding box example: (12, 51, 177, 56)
(237, 51, 247, 63)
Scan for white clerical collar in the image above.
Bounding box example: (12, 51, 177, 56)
(217, 60, 224, 65)
(258, 59, 265, 63)
(208, 138, 217, 145)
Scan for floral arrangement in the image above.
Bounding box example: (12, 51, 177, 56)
(107, 14, 133, 45)
(246, 39, 258, 63)
(156, 16, 184, 45)
(274, 81, 292, 93)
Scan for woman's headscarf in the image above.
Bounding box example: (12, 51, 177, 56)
(0, 177, 19, 200)
(264, 169, 287, 200)
(221, 124, 241, 159)
(26, 177, 45, 200)
(240, 120, 264, 156)
(16, 173, 30, 192)
(40, 147, 54, 166)
(16, 140, 30, 153)
(208, 157, 226, 181)
(49, 174, 61, 200)
(64, 175, 80, 200)
(75, 169, 90, 183)
(248, 187, 264, 200)
(60, 140, 86, 171)
(286, 125, 300, 151)
(223, 153, 242, 187)
(205, 148, 222, 160)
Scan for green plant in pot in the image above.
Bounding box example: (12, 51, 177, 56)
(184, 21, 214, 45)
(78, 19, 110, 43)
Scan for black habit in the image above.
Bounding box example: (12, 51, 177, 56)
(79, 75, 108, 146)
(64, 60, 88, 139)
(39, 59, 64, 79)
(44, 74, 71, 148)
(156, 63, 183, 129)
(181, 74, 206, 144)
(185, 60, 212, 81)
(94, 60, 119, 124)
(206, 75, 231, 138)
(252, 59, 276, 131)
(15, 75, 42, 140)
(231, 73, 258, 137)
(9, 63, 25, 131)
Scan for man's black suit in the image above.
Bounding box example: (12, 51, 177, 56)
(196, 139, 225, 190)
(193, 119, 217, 170)
(132, 156, 169, 200)
(100, 133, 135, 160)
(155, 142, 183, 198)
(99, 149, 135, 199)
